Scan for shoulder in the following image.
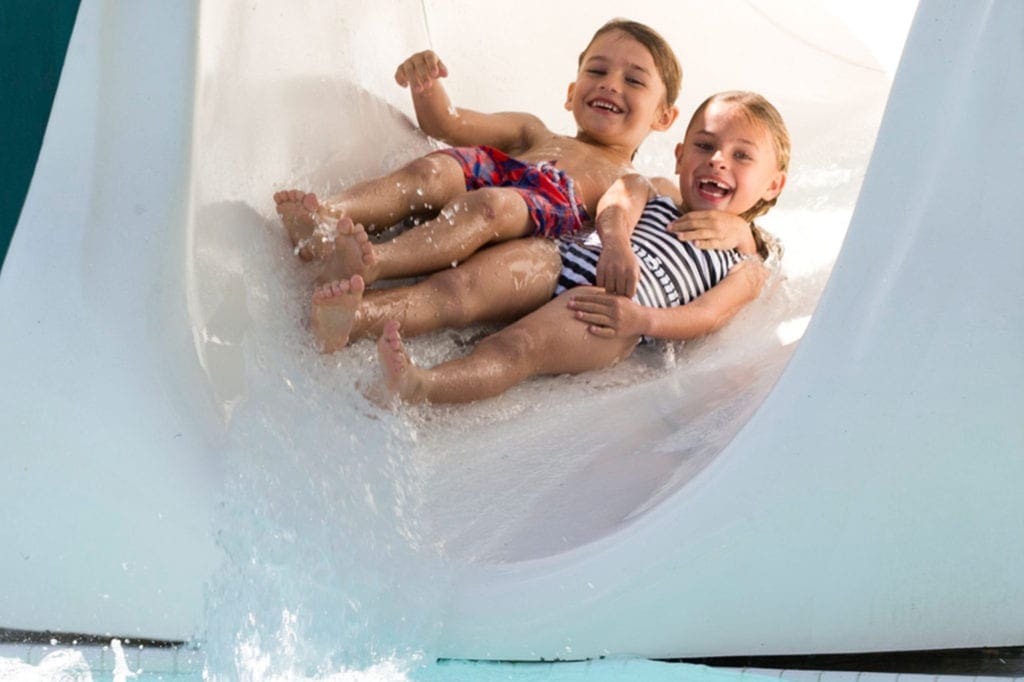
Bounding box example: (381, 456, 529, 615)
(511, 112, 552, 142)
(639, 195, 682, 225)
(649, 176, 681, 203)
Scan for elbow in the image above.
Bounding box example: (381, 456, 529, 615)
(700, 307, 732, 335)
(420, 118, 457, 142)
(689, 303, 738, 338)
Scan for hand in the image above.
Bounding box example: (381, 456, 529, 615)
(669, 210, 755, 253)
(566, 290, 646, 338)
(394, 50, 449, 93)
(595, 243, 640, 297)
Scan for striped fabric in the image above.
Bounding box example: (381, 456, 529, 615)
(555, 195, 744, 308)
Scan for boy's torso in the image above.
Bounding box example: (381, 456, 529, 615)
(507, 132, 635, 213)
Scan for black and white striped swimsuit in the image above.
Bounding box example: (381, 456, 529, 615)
(555, 195, 744, 308)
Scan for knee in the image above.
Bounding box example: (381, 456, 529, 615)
(429, 268, 478, 327)
(403, 155, 457, 189)
(474, 326, 538, 368)
(461, 187, 519, 224)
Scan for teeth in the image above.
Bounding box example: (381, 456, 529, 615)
(591, 100, 621, 113)
(701, 179, 731, 192)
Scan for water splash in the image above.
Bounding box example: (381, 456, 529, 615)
(197, 222, 449, 678)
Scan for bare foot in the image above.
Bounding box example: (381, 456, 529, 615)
(375, 320, 428, 404)
(310, 275, 365, 353)
(273, 190, 338, 261)
(316, 217, 378, 284)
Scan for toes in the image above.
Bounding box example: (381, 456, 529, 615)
(336, 216, 355, 234)
(311, 282, 331, 303)
(312, 277, 364, 303)
(301, 192, 320, 211)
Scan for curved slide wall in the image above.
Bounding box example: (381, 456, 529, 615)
(1, 0, 1021, 661)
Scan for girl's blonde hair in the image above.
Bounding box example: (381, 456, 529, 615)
(689, 91, 791, 222)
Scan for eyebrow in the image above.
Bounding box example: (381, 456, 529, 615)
(584, 55, 652, 75)
(694, 130, 761, 147)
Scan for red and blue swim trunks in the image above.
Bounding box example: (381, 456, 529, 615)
(433, 145, 590, 238)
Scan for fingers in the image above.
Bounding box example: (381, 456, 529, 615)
(395, 51, 448, 91)
(596, 267, 637, 297)
(673, 232, 729, 250)
(621, 275, 636, 298)
(567, 295, 617, 327)
(670, 217, 725, 249)
(671, 211, 752, 251)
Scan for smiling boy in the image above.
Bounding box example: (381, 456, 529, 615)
(273, 20, 683, 296)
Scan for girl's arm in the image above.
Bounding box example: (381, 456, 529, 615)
(396, 50, 544, 152)
(566, 259, 767, 340)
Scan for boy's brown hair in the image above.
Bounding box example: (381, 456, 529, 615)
(579, 19, 682, 106)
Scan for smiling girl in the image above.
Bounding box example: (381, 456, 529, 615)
(307, 91, 790, 404)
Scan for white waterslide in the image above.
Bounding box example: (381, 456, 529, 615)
(2, 0, 1021, 663)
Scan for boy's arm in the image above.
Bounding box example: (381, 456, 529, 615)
(594, 174, 658, 297)
(669, 211, 759, 256)
(567, 259, 767, 340)
(396, 50, 543, 151)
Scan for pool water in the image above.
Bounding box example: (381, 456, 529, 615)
(1, 642, 780, 681)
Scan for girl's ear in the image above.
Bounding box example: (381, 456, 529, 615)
(673, 141, 685, 170)
(762, 171, 787, 201)
(565, 83, 576, 111)
(652, 104, 679, 132)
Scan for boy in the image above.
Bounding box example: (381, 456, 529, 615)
(274, 19, 681, 296)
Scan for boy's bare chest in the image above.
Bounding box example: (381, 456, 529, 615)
(516, 138, 631, 203)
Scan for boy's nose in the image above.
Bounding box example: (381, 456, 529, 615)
(709, 150, 726, 167)
(598, 76, 621, 93)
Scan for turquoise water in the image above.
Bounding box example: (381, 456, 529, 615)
(3, 644, 775, 681)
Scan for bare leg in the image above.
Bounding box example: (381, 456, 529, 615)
(365, 186, 535, 282)
(348, 238, 562, 342)
(275, 153, 467, 259)
(311, 275, 366, 353)
(326, 153, 467, 228)
(374, 289, 640, 404)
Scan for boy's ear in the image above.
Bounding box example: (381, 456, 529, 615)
(565, 83, 576, 111)
(762, 171, 787, 201)
(652, 104, 679, 132)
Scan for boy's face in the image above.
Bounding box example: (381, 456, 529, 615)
(565, 30, 678, 147)
(675, 101, 786, 216)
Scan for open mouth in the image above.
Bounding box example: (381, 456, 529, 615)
(697, 178, 733, 200)
(589, 99, 623, 114)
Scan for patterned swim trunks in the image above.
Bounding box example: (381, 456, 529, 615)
(433, 145, 590, 238)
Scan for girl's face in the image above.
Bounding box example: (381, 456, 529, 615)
(675, 101, 786, 217)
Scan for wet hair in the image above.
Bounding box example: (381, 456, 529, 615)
(579, 19, 682, 106)
(688, 91, 791, 221)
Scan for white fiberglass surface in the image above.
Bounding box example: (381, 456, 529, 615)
(8, 0, 976, 671)
(186, 0, 906, 566)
